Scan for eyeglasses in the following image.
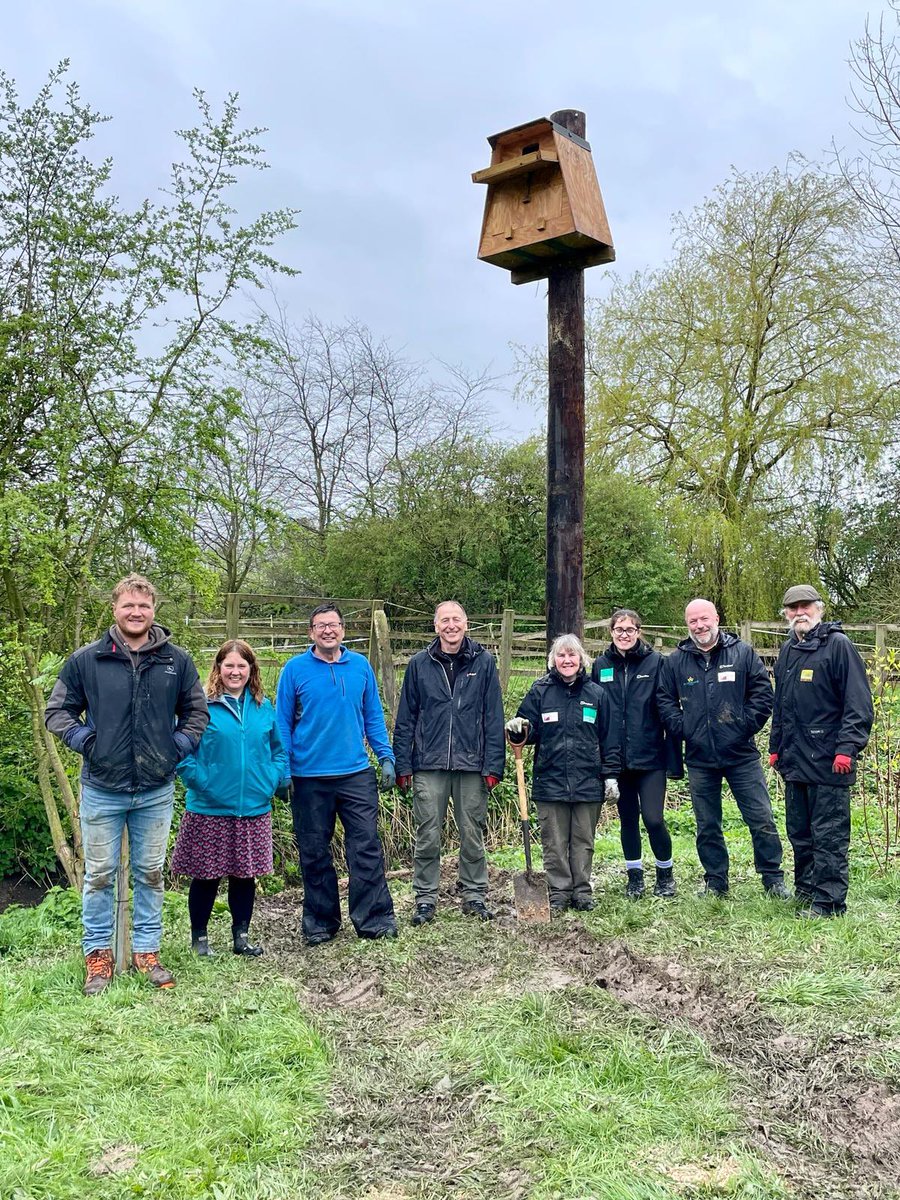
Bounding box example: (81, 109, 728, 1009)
(612, 627, 639, 636)
(311, 622, 342, 632)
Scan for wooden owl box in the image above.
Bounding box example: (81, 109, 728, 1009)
(472, 116, 614, 285)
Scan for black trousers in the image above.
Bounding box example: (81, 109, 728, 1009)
(785, 781, 851, 913)
(687, 759, 784, 889)
(291, 767, 395, 939)
(617, 769, 672, 862)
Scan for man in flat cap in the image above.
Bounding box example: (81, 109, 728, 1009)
(769, 585, 873, 917)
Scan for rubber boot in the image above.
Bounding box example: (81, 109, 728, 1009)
(625, 868, 645, 899)
(233, 922, 264, 957)
(653, 866, 676, 898)
(191, 930, 215, 957)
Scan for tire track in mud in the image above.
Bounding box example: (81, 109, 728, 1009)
(526, 923, 900, 1199)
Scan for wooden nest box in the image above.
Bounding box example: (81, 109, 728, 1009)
(472, 116, 614, 285)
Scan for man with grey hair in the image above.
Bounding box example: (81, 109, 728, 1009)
(393, 601, 505, 925)
(769, 584, 873, 917)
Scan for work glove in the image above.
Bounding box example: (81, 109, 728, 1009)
(379, 759, 396, 791)
(397, 774, 412, 793)
(604, 778, 620, 803)
(505, 716, 530, 744)
(768, 754, 779, 768)
(832, 754, 852, 774)
(275, 781, 292, 802)
(484, 774, 500, 791)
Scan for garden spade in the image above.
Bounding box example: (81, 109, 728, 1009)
(510, 739, 550, 922)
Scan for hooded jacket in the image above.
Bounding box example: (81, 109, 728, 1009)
(591, 640, 668, 771)
(515, 668, 620, 804)
(178, 692, 290, 818)
(393, 636, 505, 777)
(45, 624, 209, 791)
(657, 631, 773, 769)
(769, 621, 873, 786)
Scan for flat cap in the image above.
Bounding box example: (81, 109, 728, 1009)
(782, 584, 822, 606)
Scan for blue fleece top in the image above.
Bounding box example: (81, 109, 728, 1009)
(275, 646, 394, 778)
(177, 692, 290, 817)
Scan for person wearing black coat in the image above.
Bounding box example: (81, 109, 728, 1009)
(592, 609, 676, 899)
(657, 598, 788, 899)
(506, 634, 621, 913)
(769, 585, 873, 917)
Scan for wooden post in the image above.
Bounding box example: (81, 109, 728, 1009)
(224, 592, 240, 640)
(740, 618, 752, 646)
(875, 623, 887, 691)
(372, 606, 398, 723)
(546, 109, 586, 647)
(113, 828, 130, 973)
(499, 608, 515, 692)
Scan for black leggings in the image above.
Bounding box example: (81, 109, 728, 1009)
(188, 876, 256, 933)
(617, 769, 672, 863)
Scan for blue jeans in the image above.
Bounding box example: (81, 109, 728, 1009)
(80, 782, 175, 954)
(687, 759, 784, 890)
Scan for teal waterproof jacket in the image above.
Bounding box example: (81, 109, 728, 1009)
(177, 692, 290, 818)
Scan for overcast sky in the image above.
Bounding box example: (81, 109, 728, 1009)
(8, 0, 883, 433)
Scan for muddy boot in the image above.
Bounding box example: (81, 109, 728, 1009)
(625, 868, 645, 900)
(653, 866, 676, 898)
(83, 947, 114, 996)
(191, 930, 215, 957)
(232, 923, 264, 957)
(132, 951, 176, 989)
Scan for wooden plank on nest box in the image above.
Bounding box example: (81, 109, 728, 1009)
(471, 148, 559, 185)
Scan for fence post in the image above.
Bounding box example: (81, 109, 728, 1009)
(372, 605, 398, 722)
(740, 618, 752, 646)
(114, 828, 130, 973)
(499, 608, 515, 692)
(368, 601, 383, 664)
(225, 592, 240, 640)
(875, 623, 887, 691)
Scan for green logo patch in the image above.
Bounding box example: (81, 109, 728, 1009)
(599, 668, 614, 682)
(582, 706, 597, 723)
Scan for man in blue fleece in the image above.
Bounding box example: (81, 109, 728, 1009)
(276, 603, 397, 944)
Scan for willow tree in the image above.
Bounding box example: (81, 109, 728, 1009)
(585, 161, 900, 621)
(0, 65, 297, 886)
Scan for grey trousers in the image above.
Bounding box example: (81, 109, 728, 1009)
(412, 770, 489, 903)
(536, 801, 602, 904)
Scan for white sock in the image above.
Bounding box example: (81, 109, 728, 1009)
(625, 859, 643, 871)
(655, 859, 673, 870)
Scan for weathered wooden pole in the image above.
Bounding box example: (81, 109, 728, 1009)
(546, 109, 586, 645)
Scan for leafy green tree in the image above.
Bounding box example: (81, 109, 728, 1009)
(0, 65, 297, 885)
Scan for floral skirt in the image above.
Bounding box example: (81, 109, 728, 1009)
(171, 811, 273, 879)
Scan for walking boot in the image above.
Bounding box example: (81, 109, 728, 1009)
(232, 923, 264, 956)
(625, 868, 645, 899)
(83, 947, 114, 996)
(132, 951, 176, 988)
(191, 930, 215, 957)
(653, 866, 676, 898)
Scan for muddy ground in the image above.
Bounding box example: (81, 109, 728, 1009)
(249, 865, 900, 1199)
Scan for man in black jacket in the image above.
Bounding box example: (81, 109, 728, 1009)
(393, 601, 505, 925)
(658, 598, 788, 898)
(46, 574, 209, 994)
(769, 584, 873, 917)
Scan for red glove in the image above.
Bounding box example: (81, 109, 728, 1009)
(832, 754, 852, 774)
(484, 775, 500, 791)
(768, 754, 778, 768)
(397, 774, 412, 793)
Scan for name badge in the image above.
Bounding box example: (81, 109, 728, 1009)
(582, 706, 597, 724)
(542, 711, 559, 723)
(718, 671, 735, 682)
(599, 668, 614, 682)
(800, 669, 814, 682)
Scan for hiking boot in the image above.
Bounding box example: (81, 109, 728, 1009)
(765, 880, 792, 901)
(461, 898, 495, 921)
(796, 904, 834, 920)
(701, 882, 730, 899)
(131, 951, 176, 989)
(232, 924, 264, 957)
(653, 866, 677, 898)
(191, 931, 215, 957)
(570, 896, 596, 912)
(625, 869, 645, 900)
(360, 923, 399, 940)
(410, 902, 436, 927)
(83, 947, 114, 996)
(549, 899, 569, 916)
(304, 930, 337, 947)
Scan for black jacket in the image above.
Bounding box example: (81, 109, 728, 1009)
(516, 669, 621, 804)
(592, 640, 668, 771)
(393, 637, 505, 777)
(45, 625, 209, 791)
(657, 631, 773, 769)
(769, 621, 873, 787)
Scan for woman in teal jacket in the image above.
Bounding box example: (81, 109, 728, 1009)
(172, 640, 290, 957)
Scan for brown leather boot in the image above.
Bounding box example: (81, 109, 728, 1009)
(83, 948, 114, 996)
(131, 951, 176, 989)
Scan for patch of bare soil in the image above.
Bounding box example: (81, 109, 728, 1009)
(527, 923, 900, 1200)
(0, 875, 49, 914)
